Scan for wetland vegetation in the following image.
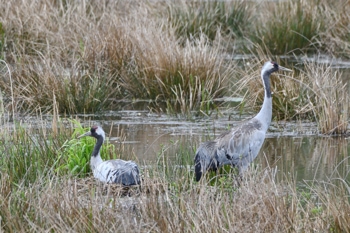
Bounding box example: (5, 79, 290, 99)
(0, 0, 350, 232)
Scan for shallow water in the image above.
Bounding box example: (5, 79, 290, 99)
(88, 110, 350, 185)
(46, 56, 350, 185)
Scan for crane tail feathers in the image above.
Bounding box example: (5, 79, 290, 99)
(194, 150, 215, 182)
(194, 159, 203, 182)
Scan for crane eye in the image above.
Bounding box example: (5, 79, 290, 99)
(272, 62, 278, 69)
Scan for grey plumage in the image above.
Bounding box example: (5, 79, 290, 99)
(194, 61, 292, 181)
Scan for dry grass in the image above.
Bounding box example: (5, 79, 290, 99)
(249, 0, 325, 55)
(246, 0, 350, 56)
(0, 0, 128, 113)
(1, 165, 350, 232)
(319, 1, 350, 58)
(115, 27, 233, 115)
(0, 0, 236, 115)
(166, 0, 254, 44)
(0, 0, 349, 118)
(302, 61, 349, 134)
(0, 106, 349, 232)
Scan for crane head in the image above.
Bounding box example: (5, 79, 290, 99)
(78, 126, 105, 140)
(262, 61, 293, 75)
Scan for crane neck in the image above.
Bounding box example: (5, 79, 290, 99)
(262, 70, 272, 98)
(90, 135, 104, 171)
(254, 71, 273, 131)
(92, 135, 104, 157)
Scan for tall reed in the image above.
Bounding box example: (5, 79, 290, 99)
(302, 61, 349, 134)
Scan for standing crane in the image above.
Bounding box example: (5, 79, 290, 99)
(78, 126, 141, 186)
(194, 61, 292, 182)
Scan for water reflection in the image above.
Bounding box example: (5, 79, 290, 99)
(102, 113, 350, 184)
(260, 136, 350, 183)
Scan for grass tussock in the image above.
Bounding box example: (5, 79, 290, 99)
(0, 0, 349, 132)
(302, 61, 349, 134)
(250, 0, 325, 55)
(166, 0, 253, 44)
(115, 29, 233, 115)
(0, 0, 236, 115)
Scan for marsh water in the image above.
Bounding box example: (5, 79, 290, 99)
(71, 59, 350, 185)
(85, 109, 350, 185)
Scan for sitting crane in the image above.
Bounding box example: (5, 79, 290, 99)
(78, 126, 141, 186)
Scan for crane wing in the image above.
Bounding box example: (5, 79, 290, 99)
(194, 119, 268, 181)
(94, 159, 140, 186)
(217, 119, 266, 174)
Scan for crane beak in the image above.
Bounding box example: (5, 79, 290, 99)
(78, 131, 91, 139)
(278, 65, 293, 72)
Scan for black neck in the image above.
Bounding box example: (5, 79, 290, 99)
(92, 135, 104, 157)
(262, 72, 272, 98)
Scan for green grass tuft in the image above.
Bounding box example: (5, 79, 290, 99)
(57, 120, 118, 177)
